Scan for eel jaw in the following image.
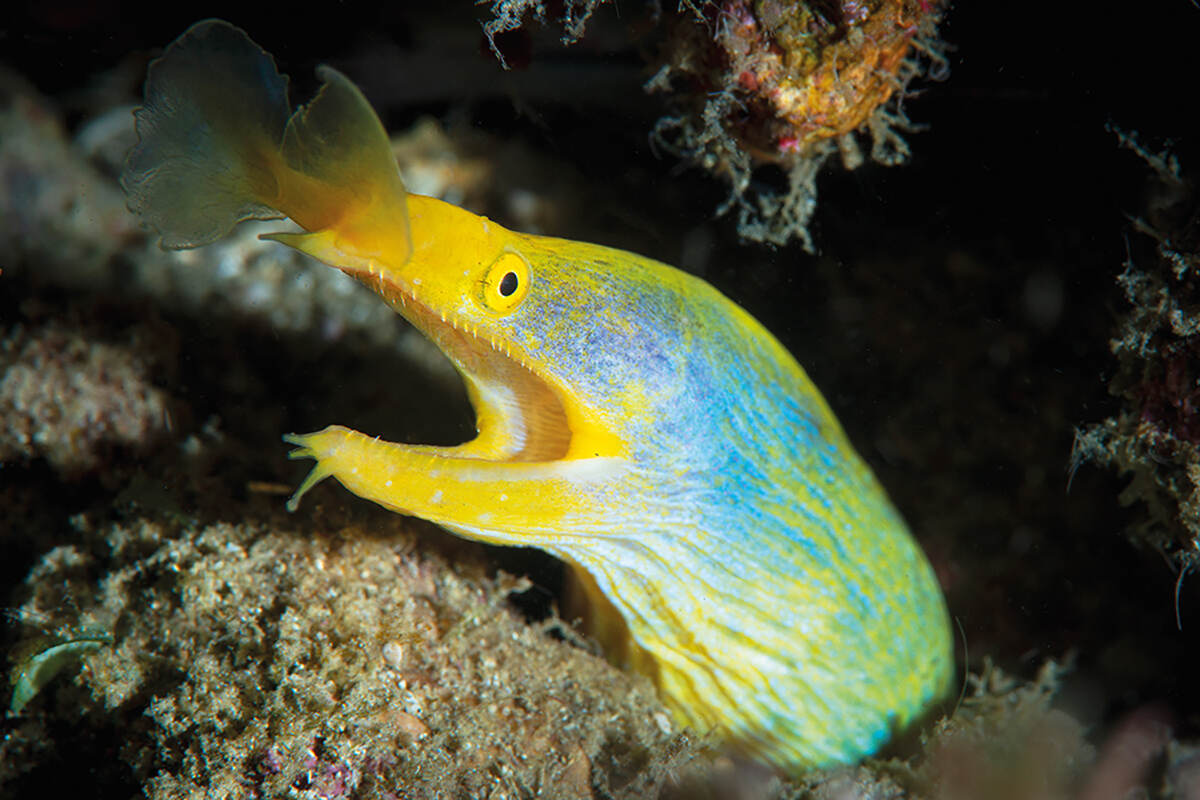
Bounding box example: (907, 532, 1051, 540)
(262, 228, 616, 465)
(401, 288, 575, 462)
(351, 264, 583, 464)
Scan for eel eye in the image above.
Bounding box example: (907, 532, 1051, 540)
(480, 251, 530, 313)
(499, 271, 518, 296)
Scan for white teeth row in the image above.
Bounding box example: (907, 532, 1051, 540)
(471, 320, 520, 363)
(385, 279, 525, 368)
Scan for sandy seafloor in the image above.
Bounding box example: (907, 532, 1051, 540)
(2, 2, 1200, 798)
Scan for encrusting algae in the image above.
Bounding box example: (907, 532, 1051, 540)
(120, 19, 952, 775)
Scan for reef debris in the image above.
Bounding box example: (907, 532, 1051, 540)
(647, 0, 948, 250)
(9, 634, 112, 715)
(476, 0, 948, 251)
(2, 510, 702, 798)
(1073, 131, 1200, 602)
(0, 69, 136, 283)
(481, 0, 608, 63)
(908, 660, 1092, 800)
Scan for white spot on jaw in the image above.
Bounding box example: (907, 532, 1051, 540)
(499, 493, 508, 502)
(430, 490, 443, 504)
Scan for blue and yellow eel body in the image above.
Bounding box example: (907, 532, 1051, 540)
(123, 20, 953, 773)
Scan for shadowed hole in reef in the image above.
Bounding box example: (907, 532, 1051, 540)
(2, 711, 138, 796)
(494, 547, 565, 626)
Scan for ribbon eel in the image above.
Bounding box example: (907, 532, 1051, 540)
(122, 19, 953, 773)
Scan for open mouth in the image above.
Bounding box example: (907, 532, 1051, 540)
(367, 271, 574, 464)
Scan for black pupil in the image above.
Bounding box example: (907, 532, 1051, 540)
(498, 271, 519, 297)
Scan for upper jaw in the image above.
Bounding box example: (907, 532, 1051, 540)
(262, 228, 582, 464)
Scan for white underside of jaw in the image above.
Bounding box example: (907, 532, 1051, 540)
(471, 381, 529, 455)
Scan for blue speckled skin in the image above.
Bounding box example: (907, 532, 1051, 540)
(474, 235, 955, 767)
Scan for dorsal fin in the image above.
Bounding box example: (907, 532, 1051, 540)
(123, 20, 412, 267)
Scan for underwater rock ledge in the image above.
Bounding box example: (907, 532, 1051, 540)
(4, 509, 701, 799)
